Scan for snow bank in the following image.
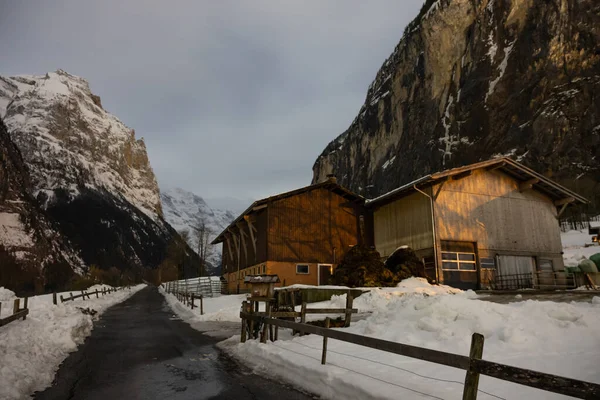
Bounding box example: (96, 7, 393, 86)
(0, 284, 145, 400)
(561, 229, 600, 266)
(220, 279, 600, 400)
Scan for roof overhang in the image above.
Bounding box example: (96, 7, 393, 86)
(366, 157, 589, 209)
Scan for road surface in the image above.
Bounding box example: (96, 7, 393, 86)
(35, 286, 313, 400)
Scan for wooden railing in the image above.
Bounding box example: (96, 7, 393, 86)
(164, 285, 205, 315)
(59, 287, 120, 304)
(0, 298, 29, 328)
(240, 312, 600, 399)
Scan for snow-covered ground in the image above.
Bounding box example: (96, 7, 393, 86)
(163, 278, 599, 400)
(0, 284, 145, 400)
(217, 279, 600, 400)
(561, 229, 600, 266)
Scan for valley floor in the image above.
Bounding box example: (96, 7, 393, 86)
(34, 286, 312, 400)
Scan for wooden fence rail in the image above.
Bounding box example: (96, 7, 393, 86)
(0, 298, 29, 328)
(167, 288, 204, 315)
(59, 287, 119, 304)
(240, 312, 600, 399)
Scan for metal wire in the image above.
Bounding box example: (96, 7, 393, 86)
(270, 342, 446, 400)
(287, 340, 506, 400)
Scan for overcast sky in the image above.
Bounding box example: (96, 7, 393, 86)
(1, 1, 423, 202)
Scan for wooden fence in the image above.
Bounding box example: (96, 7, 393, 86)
(165, 286, 205, 315)
(58, 287, 120, 304)
(0, 297, 29, 328)
(240, 312, 600, 400)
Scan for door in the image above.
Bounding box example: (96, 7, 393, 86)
(318, 264, 333, 286)
(440, 241, 478, 290)
(495, 256, 535, 289)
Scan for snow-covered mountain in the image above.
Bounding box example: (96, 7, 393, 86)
(161, 187, 237, 275)
(0, 70, 161, 217)
(0, 70, 199, 290)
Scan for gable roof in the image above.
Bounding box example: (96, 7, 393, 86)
(367, 157, 588, 208)
(211, 179, 363, 244)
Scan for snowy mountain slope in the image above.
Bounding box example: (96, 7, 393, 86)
(0, 70, 161, 218)
(161, 187, 236, 275)
(0, 70, 199, 284)
(0, 118, 83, 291)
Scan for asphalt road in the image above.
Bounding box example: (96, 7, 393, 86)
(35, 286, 313, 400)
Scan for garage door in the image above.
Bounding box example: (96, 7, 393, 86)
(495, 256, 535, 289)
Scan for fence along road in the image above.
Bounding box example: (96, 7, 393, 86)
(241, 312, 600, 400)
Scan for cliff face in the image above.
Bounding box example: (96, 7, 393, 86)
(0, 71, 199, 289)
(313, 0, 600, 204)
(0, 118, 83, 292)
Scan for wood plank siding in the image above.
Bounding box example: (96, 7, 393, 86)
(373, 189, 434, 258)
(433, 169, 563, 258)
(268, 187, 359, 263)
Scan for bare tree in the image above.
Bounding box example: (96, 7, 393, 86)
(193, 217, 213, 277)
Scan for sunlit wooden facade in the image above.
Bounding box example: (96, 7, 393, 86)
(368, 158, 588, 290)
(213, 178, 364, 293)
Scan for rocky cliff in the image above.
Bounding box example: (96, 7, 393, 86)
(313, 0, 600, 208)
(0, 71, 199, 290)
(0, 118, 83, 292)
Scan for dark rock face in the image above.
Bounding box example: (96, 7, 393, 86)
(44, 187, 199, 276)
(0, 118, 81, 292)
(313, 0, 600, 211)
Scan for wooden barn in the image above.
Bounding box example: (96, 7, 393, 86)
(213, 177, 364, 293)
(366, 158, 588, 290)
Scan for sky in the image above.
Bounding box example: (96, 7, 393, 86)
(0, 1, 423, 202)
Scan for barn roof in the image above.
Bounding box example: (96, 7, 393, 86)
(212, 179, 363, 244)
(367, 157, 588, 208)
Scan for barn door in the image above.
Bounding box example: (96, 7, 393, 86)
(495, 256, 535, 289)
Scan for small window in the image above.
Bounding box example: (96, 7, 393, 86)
(296, 264, 309, 274)
(442, 252, 458, 261)
(538, 259, 553, 272)
(459, 254, 475, 262)
(262, 265, 266, 273)
(480, 257, 496, 269)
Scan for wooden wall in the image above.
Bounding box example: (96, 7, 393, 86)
(221, 208, 268, 275)
(373, 189, 434, 258)
(268, 188, 360, 264)
(433, 169, 563, 263)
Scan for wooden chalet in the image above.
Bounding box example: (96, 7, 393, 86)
(366, 157, 588, 290)
(213, 177, 364, 293)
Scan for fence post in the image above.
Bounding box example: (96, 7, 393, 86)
(81, 290, 85, 300)
(13, 299, 19, 315)
(22, 297, 28, 320)
(300, 302, 307, 324)
(322, 317, 330, 365)
(463, 333, 485, 400)
(53, 292, 57, 305)
(70, 292, 74, 301)
(241, 301, 248, 343)
(261, 302, 270, 343)
(344, 292, 354, 327)
(95, 290, 99, 298)
(191, 294, 195, 309)
(200, 295, 204, 315)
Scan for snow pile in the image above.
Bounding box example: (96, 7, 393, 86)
(160, 287, 248, 322)
(0, 287, 16, 302)
(561, 229, 599, 266)
(0, 285, 145, 400)
(218, 279, 600, 400)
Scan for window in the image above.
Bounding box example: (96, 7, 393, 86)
(441, 252, 476, 271)
(262, 265, 266, 273)
(423, 256, 436, 270)
(538, 259, 553, 272)
(296, 264, 309, 274)
(480, 257, 496, 269)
